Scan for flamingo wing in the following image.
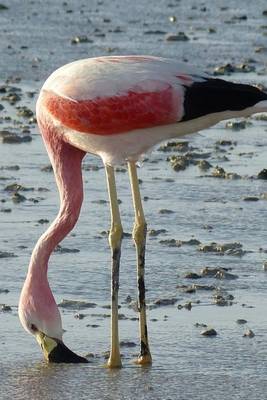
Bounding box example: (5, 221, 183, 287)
(40, 56, 206, 135)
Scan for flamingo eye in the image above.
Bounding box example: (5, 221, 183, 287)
(30, 323, 37, 332)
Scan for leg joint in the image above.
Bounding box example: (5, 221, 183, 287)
(109, 223, 123, 249)
(132, 220, 147, 245)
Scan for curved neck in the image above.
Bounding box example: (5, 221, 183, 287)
(28, 199, 82, 279)
(27, 118, 86, 281)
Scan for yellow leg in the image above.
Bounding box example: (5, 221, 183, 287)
(128, 161, 152, 365)
(105, 165, 123, 368)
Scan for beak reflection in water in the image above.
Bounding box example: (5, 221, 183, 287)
(36, 331, 88, 363)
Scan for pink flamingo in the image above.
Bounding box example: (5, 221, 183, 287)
(18, 55, 267, 367)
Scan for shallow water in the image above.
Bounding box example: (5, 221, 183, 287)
(1, 1, 267, 399)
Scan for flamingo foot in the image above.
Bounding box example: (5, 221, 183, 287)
(134, 353, 152, 366)
(106, 353, 122, 369)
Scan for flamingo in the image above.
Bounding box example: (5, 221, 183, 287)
(18, 55, 267, 368)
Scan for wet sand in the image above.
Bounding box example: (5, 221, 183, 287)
(1, 1, 267, 399)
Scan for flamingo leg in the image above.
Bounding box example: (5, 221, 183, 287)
(105, 164, 123, 368)
(128, 161, 152, 365)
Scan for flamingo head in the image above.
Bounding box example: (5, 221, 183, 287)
(18, 276, 88, 363)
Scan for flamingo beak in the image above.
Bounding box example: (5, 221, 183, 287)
(35, 331, 88, 363)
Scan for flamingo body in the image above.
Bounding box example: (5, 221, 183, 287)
(19, 55, 267, 365)
(37, 55, 267, 165)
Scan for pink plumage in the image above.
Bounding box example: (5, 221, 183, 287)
(19, 55, 267, 365)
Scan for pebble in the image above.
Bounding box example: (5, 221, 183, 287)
(225, 120, 250, 130)
(201, 266, 238, 280)
(0, 289, 9, 294)
(0, 251, 17, 258)
(148, 229, 167, 236)
(213, 63, 255, 75)
(176, 302, 193, 310)
(58, 299, 97, 309)
(257, 169, 267, 180)
(154, 298, 177, 306)
(158, 141, 190, 152)
(158, 209, 174, 214)
(1, 92, 21, 104)
(211, 166, 241, 180)
(1, 304, 12, 312)
(71, 35, 93, 44)
(262, 261, 267, 271)
(54, 245, 80, 253)
(195, 323, 207, 328)
(120, 341, 137, 348)
(159, 239, 181, 247)
(198, 242, 245, 257)
(41, 164, 53, 172)
(236, 319, 247, 325)
(16, 106, 34, 118)
(243, 329, 255, 338)
(243, 196, 259, 202)
(144, 30, 166, 35)
(192, 284, 216, 291)
(184, 272, 202, 279)
(197, 160, 212, 170)
(201, 328, 217, 336)
(165, 32, 189, 41)
(74, 313, 86, 319)
(0, 130, 32, 144)
(12, 192, 26, 203)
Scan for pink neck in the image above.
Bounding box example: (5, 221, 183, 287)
(27, 120, 85, 280)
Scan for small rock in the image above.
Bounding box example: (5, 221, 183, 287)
(257, 169, 267, 180)
(243, 196, 260, 202)
(71, 35, 93, 44)
(243, 329, 255, 338)
(41, 164, 53, 172)
(184, 302, 192, 310)
(236, 319, 247, 325)
(197, 160, 212, 170)
(0, 251, 17, 258)
(58, 299, 96, 309)
(201, 328, 217, 336)
(16, 106, 34, 118)
(54, 245, 80, 253)
(159, 239, 181, 247)
(213, 63, 236, 75)
(144, 30, 166, 35)
(120, 341, 137, 348)
(192, 284, 215, 291)
(0, 4, 9, 10)
(158, 209, 174, 214)
(212, 166, 226, 178)
(195, 323, 207, 328)
(148, 229, 167, 236)
(1, 304, 12, 312)
(154, 298, 177, 306)
(225, 120, 250, 130)
(165, 32, 189, 41)
(0, 289, 9, 294)
(12, 193, 26, 203)
(0, 130, 32, 144)
(74, 313, 86, 319)
(169, 15, 177, 22)
(158, 141, 190, 152)
(184, 272, 202, 279)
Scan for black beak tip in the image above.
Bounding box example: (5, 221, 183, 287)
(48, 341, 89, 364)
